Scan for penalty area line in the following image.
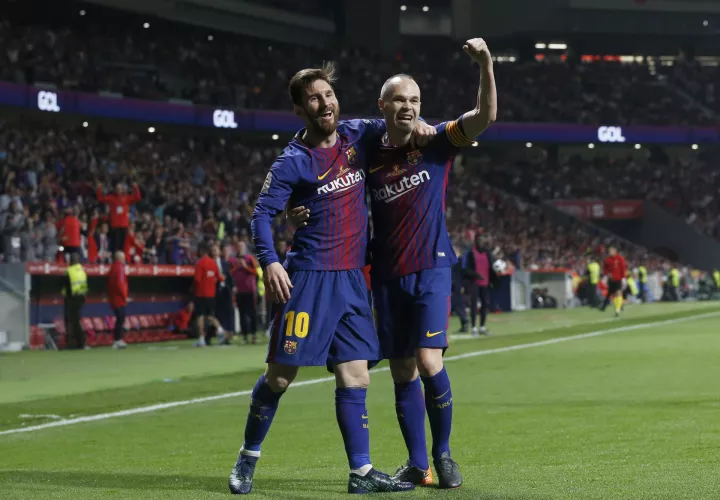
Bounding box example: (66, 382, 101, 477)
(1, 310, 717, 437)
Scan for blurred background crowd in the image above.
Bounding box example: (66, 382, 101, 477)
(1, 0, 720, 281)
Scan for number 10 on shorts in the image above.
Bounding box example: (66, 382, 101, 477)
(284, 311, 309, 338)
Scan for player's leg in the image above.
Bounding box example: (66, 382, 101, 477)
(229, 270, 341, 494)
(229, 362, 298, 495)
(333, 270, 414, 494)
(478, 286, 490, 335)
(600, 285, 612, 311)
(413, 268, 462, 489)
(468, 283, 480, 336)
(374, 276, 431, 484)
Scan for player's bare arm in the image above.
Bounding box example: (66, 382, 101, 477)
(265, 262, 293, 304)
(460, 37, 497, 138)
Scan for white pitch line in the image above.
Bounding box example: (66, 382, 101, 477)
(1, 311, 718, 437)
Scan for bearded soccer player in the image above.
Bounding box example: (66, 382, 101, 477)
(229, 63, 432, 495)
(366, 38, 496, 489)
(600, 246, 627, 317)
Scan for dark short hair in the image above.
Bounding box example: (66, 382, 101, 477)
(288, 62, 337, 106)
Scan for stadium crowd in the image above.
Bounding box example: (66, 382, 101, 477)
(476, 146, 720, 241)
(0, 120, 667, 275)
(0, 10, 711, 124)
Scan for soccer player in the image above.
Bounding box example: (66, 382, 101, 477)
(229, 63, 431, 495)
(600, 246, 627, 317)
(367, 38, 496, 488)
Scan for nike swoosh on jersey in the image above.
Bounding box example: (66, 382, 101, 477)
(426, 330, 444, 338)
(369, 165, 386, 174)
(317, 165, 334, 180)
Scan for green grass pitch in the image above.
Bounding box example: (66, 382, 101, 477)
(1, 302, 719, 499)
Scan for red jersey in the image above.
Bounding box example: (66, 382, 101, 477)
(194, 255, 223, 298)
(97, 185, 141, 228)
(172, 308, 192, 331)
(603, 255, 627, 282)
(59, 215, 81, 247)
(124, 232, 145, 264)
(107, 261, 129, 309)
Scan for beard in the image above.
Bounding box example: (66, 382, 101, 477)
(305, 105, 340, 138)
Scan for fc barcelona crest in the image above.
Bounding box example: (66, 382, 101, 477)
(284, 340, 297, 355)
(346, 146, 357, 164)
(407, 150, 422, 165)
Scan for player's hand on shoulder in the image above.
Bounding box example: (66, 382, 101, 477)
(463, 37, 492, 65)
(410, 120, 437, 149)
(286, 206, 310, 228)
(265, 262, 293, 304)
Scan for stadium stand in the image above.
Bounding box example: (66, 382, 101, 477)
(0, 8, 711, 124)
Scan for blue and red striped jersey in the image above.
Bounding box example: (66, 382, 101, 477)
(367, 117, 474, 280)
(252, 119, 385, 271)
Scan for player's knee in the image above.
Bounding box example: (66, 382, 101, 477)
(389, 358, 418, 383)
(415, 348, 444, 378)
(334, 360, 370, 388)
(264, 364, 298, 392)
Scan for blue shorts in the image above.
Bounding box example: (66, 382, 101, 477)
(372, 267, 451, 359)
(266, 269, 381, 367)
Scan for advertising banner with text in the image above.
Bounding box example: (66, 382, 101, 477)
(549, 200, 644, 220)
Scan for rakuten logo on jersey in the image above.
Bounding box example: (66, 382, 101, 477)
(317, 170, 365, 195)
(372, 170, 430, 203)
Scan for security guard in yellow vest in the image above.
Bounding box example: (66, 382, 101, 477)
(637, 265, 648, 302)
(714, 269, 720, 292)
(61, 254, 88, 349)
(624, 271, 639, 301)
(586, 260, 601, 307)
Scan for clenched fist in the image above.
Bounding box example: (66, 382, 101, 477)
(463, 38, 492, 65)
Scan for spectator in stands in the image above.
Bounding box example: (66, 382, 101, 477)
(58, 206, 81, 261)
(93, 221, 112, 264)
(1, 201, 25, 262)
(107, 251, 129, 349)
(35, 211, 58, 262)
(96, 181, 142, 254)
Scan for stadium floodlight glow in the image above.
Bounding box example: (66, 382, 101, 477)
(588, 143, 595, 149)
(634, 144, 641, 149)
(272, 134, 279, 140)
(422, 6, 429, 12)
(143, 22, 150, 29)
(535, 43, 547, 49)
(148, 127, 156, 133)
(548, 43, 567, 50)
(400, 5, 407, 11)
(79, 10, 86, 16)
(472, 141, 478, 147)
(83, 121, 88, 128)
(526, 142, 532, 148)
(703, 20, 709, 27)
(692, 144, 699, 150)
(208, 35, 214, 41)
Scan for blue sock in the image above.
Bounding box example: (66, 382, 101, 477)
(421, 367, 453, 460)
(242, 375, 284, 452)
(395, 378, 429, 470)
(335, 387, 371, 470)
